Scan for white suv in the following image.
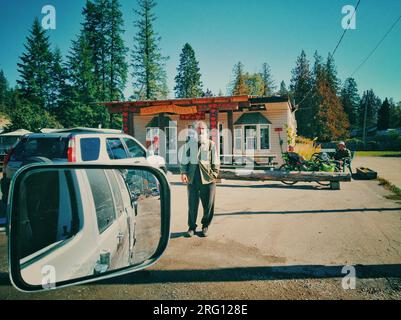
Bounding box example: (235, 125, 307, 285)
(20, 168, 136, 284)
(1, 129, 166, 202)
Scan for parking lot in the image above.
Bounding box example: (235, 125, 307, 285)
(0, 157, 401, 299)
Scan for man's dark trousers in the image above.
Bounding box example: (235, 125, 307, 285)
(187, 166, 216, 231)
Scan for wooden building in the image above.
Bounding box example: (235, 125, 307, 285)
(102, 95, 297, 168)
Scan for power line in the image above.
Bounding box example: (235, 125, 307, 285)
(351, 13, 401, 77)
(332, 0, 361, 57)
(296, 0, 361, 107)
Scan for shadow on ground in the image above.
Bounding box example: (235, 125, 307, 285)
(214, 207, 401, 217)
(90, 264, 401, 285)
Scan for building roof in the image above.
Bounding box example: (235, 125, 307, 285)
(234, 112, 272, 125)
(101, 95, 294, 114)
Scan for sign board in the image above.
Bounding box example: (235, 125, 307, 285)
(180, 112, 206, 121)
(140, 105, 197, 116)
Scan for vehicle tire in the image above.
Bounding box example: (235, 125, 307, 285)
(279, 164, 298, 185)
(310, 153, 322, 162)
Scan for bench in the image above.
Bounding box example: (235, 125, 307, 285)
(219, 169, 352, 190)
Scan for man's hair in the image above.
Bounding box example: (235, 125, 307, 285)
(192, 120, 208, 129)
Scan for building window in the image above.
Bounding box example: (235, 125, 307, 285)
(146, 127, 160, 154)
(260, 125, 270, 150)
(234, 127, 242, 151)
(244, 125, 257, 150)
(234, 124, 270, 151)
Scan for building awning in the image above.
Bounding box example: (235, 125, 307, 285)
(146, 116, 173, 128)
(234, 112, 272, 125)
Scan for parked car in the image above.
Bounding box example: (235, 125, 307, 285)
(1, 129, 167, 202)
(19, 167, 137, 284)
(0, 129, 32, 167)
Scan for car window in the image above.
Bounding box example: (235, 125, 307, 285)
(105, 170, 125, 218)
(86, 169, 116, 233)
(18, 170, 80, 260)
(11, 138, 69, 161)
(106, 138, 128, 160)
(123, 138, 146, 158)
(80, 138, 101, 161)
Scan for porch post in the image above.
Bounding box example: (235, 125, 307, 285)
(227, 110, 234, 163)
(122, 106, 129, 134)
(158, 113, 166, 158)
(128, 112, 135, 137)
(210, 105, 219, 146)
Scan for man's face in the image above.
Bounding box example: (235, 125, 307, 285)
(196, 123, 207, 136)
(338, 144, 345, 150)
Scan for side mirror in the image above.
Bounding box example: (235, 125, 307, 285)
(7, 163, 170, 292)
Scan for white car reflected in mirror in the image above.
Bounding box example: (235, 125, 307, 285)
(7, 164, 170, 292)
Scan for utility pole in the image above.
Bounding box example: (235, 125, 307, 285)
(362, 99, 368, 147)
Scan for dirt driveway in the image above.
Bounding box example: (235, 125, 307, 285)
(0, 163, 401, 300)
(353, 156, 401, 188)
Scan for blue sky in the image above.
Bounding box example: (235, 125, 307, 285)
(0, 0, 400, 101)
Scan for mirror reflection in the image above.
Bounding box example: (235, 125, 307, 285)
(16, 167, 162, 286)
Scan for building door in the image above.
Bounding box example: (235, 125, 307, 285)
(165, 125, 177, 165)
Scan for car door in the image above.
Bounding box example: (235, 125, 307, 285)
(105, 170, 133, 266)
(85, 169, 127, 271)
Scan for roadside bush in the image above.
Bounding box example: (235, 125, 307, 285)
(294, 137, 321, 160)
(321, 134, 401, 151)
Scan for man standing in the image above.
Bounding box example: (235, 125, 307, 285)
(180, 121, 220, 238)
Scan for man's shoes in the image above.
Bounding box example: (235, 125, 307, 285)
(201, 227, 208, 237)
(186, 229, 195, 238)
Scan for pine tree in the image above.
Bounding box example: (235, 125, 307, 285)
(59, 32, 100, 128)
(132, 0, 168, 100)
(278, 81, 288, 96)
(325, 53, 340, 93)
(0, 70, 9, 110)
(82, 0, 106, 100)
(202, 89, 213, 97)
(389, 100, 401, 129)
(107, 0, 128, 101)
(260, 63, 276, 96)
(82, 0, 128, 102)
(244, 73, 264, 96)
(48, 48, 67, 111)
(229, 62, 249, 95)
(377, 98, 390, 130)
(17, 18, 54, 109)
(340, 78, 360, 127)
(290, 50, 314, 137)
(174, 43, 203, 98)
(359, 90, 381, 130)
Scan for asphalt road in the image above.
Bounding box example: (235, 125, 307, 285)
(0, 158, 401, 299)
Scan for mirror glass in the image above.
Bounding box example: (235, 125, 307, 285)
(13, 167, 163, 287)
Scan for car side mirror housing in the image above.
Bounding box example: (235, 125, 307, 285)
(6, 163, 170, 292)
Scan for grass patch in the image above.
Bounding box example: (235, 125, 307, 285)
(378, 177, 401, 201)
(356, 151, 401, 157)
